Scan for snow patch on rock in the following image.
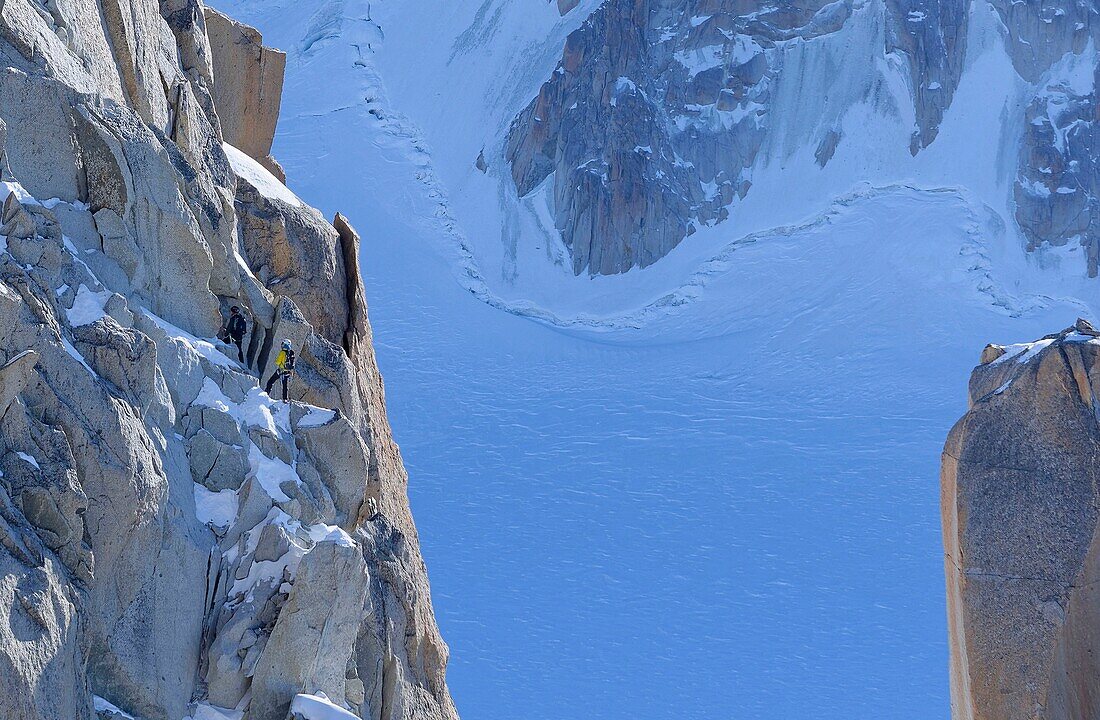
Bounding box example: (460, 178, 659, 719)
(290, 692, 361, 720)
(194, 484, 239, 529)
(224, 143, 303, 207)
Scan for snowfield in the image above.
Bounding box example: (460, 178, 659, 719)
(214, 0, 1098, 718)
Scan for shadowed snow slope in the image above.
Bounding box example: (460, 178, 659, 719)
(215, 0, 1099, 718)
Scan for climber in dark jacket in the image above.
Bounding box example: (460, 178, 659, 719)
(227, 306, 248, 365)
(264, 339, 295, 403)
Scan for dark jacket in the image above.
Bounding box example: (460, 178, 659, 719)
(227, 313, 247, 340)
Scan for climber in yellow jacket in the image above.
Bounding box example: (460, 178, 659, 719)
(264, 339, 296, 403)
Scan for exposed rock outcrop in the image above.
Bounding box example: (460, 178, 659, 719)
(0, 1, 456, 719)
(990, 0, 1098, 83)
(1013, 52, 1100, 276)
(942, 322, 1100, 720)
(204, 8, 287, 181)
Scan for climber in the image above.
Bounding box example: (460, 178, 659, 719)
(226, 306, 248, 365)
(264, 339, 296, 403)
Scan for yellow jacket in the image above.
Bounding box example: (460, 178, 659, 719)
(274, 349, 292, 372)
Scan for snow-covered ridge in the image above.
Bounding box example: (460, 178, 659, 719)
(987, 325, 1100, 369)
(970, 319, 1100, 400)
(501, 0, 968, 275)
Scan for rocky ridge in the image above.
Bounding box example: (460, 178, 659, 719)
(942, 318, 1100, 720)
(508, 0, 1099, 276)
(0, 1, 456, 719)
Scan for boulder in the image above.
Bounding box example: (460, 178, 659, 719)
(1, 191, 39, 240)
(252, 521, 292, 563)
(223, 476, 275, 549)
(248, 539, 369, 720)
(188, 428, 248, 491)
(978, 344, 1005, 365)
(103, 294, 134, 328)
(184, 403, 244, 447)
(293, 409, 368, 530)
(70, 318, 172, 420)
(0, 70, 85, 201)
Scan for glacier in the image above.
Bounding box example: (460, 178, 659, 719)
(214, 0, 1097, 718)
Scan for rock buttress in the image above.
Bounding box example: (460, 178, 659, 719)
(943, 322, 1100, 720)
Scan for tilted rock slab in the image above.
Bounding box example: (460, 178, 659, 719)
(943, 323, 1100, 720)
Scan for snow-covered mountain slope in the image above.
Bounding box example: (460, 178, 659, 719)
(506, 0, 1097, 277)
(288, 0, 1100, 287)
(209, 1, 1100, 718)
(223, 0, 1099, 326)
(505, 0, 970, 275)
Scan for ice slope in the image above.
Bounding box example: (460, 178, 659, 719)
(214, 0, 1097, 718)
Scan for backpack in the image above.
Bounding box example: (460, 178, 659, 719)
(228, 314, 246, 338)
(283, 349, 296, 372)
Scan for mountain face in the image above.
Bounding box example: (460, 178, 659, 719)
(942, 322, 1100, 720)
(506, 0, 1099, 276)
(0, 2, 455, 720)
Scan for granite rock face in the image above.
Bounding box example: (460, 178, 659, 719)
(990, 0, 1097, 83)
(1015, 58, 1100, 275)
(882, 0, 969, 154)
(943, 323, 1100, 720)
(507, 0, 1099, 276)
(204, 8, 287, 181)
(1007, 6, 1100, 276)
(0, 1, 456, 719)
